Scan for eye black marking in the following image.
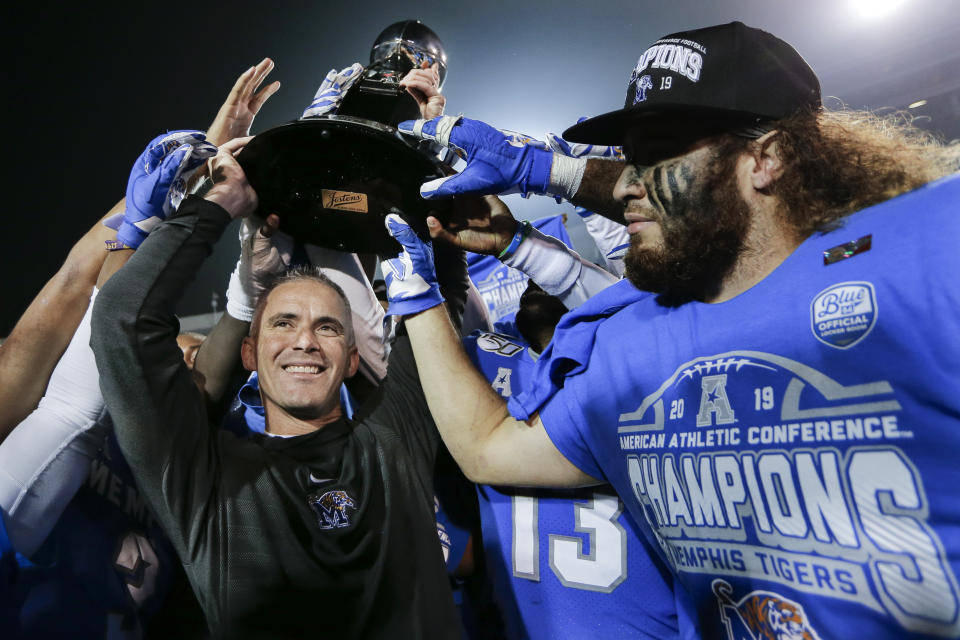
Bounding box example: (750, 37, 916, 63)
(653, 165, 670, 211)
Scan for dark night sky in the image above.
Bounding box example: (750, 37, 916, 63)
(4, 0, 959, 334)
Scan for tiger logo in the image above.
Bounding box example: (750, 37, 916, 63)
(308, 489, 357, 530)
(713, 579, 822, 640)
(633, 74, 654, 104)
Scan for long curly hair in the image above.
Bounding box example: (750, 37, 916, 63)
(766, 108, 959, 237)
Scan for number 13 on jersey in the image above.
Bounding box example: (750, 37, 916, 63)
(511, 492, 628, 592)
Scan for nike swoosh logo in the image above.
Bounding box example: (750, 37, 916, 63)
(309, 473, 334, 484)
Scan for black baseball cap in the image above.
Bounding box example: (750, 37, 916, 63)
(563, 22, 821, 164)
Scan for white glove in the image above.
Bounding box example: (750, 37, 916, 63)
(225, 218, 294, 321)
(301, 63, 364, 118)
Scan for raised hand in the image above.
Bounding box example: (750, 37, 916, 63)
(204, 136, 258, 220)
(301, 63, 364, 118)
(381, 214, 444, 316)
(226, 214, 293, 322)
(397, 115, 553, 199)
(207, 58, 280, 146)
(114, 131, 217, 249)
(399, 61, 445, 119)
(426, 196, 518, 257)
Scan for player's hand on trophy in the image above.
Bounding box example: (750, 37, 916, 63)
(207, 58, 281, 146)
(397, 116, 563, 200)
(426, 196, 518, 257)
(301, 63, 364, 118)
(381, 213, 445, 317)
(226, 213, 293, 322)
(399, 61, 445, 119)
(205, 137, 258, 220)
(113, 131, 217, 250)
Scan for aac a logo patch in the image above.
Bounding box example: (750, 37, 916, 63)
(307, 489, 357, 530)
(810, 281, 877, 349)
(713, 580, 822, 640)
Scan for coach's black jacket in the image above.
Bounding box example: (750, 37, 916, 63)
(91, 196, 462, 639)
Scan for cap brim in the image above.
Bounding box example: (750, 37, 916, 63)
(564, 104, 761, 165)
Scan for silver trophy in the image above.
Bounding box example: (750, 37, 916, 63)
(237, 21, 453, 254)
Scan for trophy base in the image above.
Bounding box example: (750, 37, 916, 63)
(236, 116, 450, 255)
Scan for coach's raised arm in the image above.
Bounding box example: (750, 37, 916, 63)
(91, 136, 256, 551)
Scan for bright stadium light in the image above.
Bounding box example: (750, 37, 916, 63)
(851, 0, 908, 19)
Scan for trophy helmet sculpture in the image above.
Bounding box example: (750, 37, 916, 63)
(369, 20, 448, 88)
(236, 19, 452, 253)
(339, 20, 448, 126)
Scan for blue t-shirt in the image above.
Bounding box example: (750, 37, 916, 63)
(464, 331, 684, 640)
(1, 431, 176, 639)
(527, 175, 960, 639)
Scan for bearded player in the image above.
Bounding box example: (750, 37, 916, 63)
(392, 20, 960, 640)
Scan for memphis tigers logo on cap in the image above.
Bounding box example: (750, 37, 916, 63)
(628, 37, 707, 105)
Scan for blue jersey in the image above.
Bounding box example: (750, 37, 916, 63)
(464, 331, 682, 640)
(1, 431, 177, 639)
(524, 176, 960, 639)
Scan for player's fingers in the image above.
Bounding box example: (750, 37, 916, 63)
(402, 70, 438, 91)
(426, 217, 465, 249)
(260, 213, 280, 237)
(227, 65, 256, 102)
(236, 64, 260, 101)
(221, 135, 254, 156)
(420, 175, 456, 199)
(404, 86, 426, 106)
(403, 78, 437, 96)
(246, 58, 274, 98)
(250, 80, 281, 112)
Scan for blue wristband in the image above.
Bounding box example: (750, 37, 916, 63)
(498, 221, 532, 260)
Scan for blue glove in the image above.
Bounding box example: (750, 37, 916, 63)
(544, 127, 624, 160)
(301, 63, 364, 118)
(397, 115, 554, 199)
(381, 213, 444, 316)
(115, 131, 216, 249)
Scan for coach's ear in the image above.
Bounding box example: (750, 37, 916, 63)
(241, 336, 257, 372)
(749, 130, 783, 190)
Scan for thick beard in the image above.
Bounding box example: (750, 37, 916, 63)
(624, 146, 750, 306)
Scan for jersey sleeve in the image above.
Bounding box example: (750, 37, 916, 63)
(581, 212, 628, 278)
(538, 375, 607, 482)
(0, 289, 108, 558)
(91, 196, 231, 558)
